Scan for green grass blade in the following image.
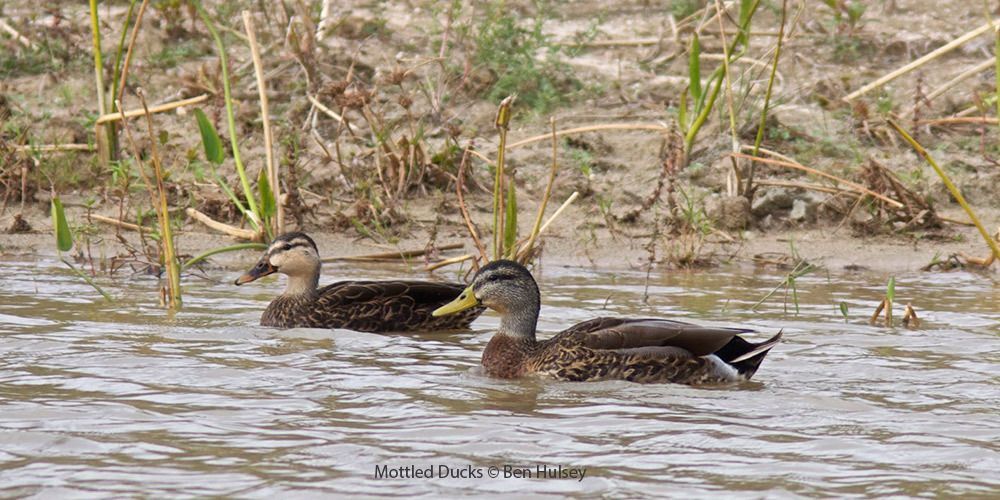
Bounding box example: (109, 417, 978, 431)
(688, 33, 702, 104)
(886, 276, 895, 303)
(839, 301, 849, 320)
(194, 108, 224, 165)
(61, 258, 113, 302)
(51, 196, 73, 252)
(181, 242, 267, 272)
(503, 181, 518, 258)
(737, 0, 753, 47)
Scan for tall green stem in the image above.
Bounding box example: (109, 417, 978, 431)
(194, 1, 261, 228)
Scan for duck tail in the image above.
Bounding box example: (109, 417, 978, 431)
(714, 330, 783, 380)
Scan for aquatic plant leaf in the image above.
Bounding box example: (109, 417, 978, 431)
(258, 167, 276, 220)
(194, 108, 224, 165)
(839, 301, 849, 319)
(51, 196, 73, 252)
(886, 276, 895, 303)
(688, 33, 702, 104)
(503, 182, 518, 257)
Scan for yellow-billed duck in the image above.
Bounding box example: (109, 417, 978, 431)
(433, 259, 781, 385)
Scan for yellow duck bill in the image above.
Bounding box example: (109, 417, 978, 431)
(432, 286, 479, 316)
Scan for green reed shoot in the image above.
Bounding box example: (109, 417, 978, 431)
(678, 0, 760, 162)
(51, 194, 112, 301)
(193, 1, 269, 239)
(753, 260, 815, 314)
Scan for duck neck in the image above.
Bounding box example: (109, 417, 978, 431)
(496, 283, 540, 343)
(282, 266, 320, 298)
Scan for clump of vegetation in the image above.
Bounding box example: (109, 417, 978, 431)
(469, 0, 580, 114)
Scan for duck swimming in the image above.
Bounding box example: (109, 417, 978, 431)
(433, 260, 781, 385)
(236, 232, 483, 332)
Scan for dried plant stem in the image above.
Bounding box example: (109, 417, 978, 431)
(507, 123, 671, 150)
(0, 18, 33, 48)
(13, 144, 94, 152)
(915, 117, 998, 126)
(457, 147, 488, 262)
(901, 57, 995, 118)
(243, 11, 282, 234)
(730, 152, 904, 208)
(324, 243, 465, 263)
(115, 0, 149, 107)
(747, 0, 787, 197)
(713, 0, 741, 197)
(869, 298, 887, 325)
(426, 253, 476, 272)
(90, 213, 146, 232)
(538, 191, 580, 236)
(138, 91, 182, 308)
(887, 119, 1000, 261)
(185, 208, 258, 240)
(517, 117, 561, 263)
(306, 94, 358, 132)
(844, 22, 994, 102)
(96, 94, 208, 125)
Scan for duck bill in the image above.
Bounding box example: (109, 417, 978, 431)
(234, 257, 277, 285)
(433, 286, 479, 316)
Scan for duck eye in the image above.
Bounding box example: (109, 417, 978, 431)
(486, 273, 504, 283)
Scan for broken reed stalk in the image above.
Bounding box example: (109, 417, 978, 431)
(138, 91, 182, 308)
(900, 57, 995, 118)
(242, 10, 282, 235)
(844, 21, 994, 102)
(90, 213, 147, 232)
(185, 208, 258, 240)
(426, 253, 476, 272)
(115, 0, 150, 108)
(492, 96, 515, 260)
(96, 94, 209, 125)
(887, 119, 1000, 262)
(109, 0, 135, 115)
(117, 95, 181, 308)
(456, 146, 488, 262)
(516, 117, 561, 263)
(0, 17, 33, 48)
(537, 191, 580, 235)
(869, 298, 887, 325)
(730, 152, 904, 208)
(902, 303, 920, 328)
(746, 0, 787, 197)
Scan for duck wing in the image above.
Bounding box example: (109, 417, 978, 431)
(561, 317, 752, 357)
(311, 280, 480, 332)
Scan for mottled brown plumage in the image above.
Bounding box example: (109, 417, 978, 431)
(433, 260, 781, 385)
(236, 232, 483, 332)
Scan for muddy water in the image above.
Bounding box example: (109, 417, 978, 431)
(0, 258, 997, 497)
